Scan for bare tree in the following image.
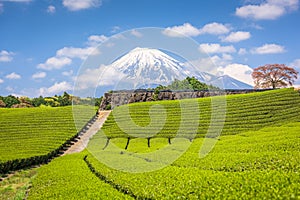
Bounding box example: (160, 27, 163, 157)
(252, 64, 298, 89)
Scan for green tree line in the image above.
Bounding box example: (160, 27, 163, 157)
(153, 76, 219, 91)
(0, 92, 102, 108)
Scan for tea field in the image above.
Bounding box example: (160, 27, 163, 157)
(25, 88, 300, 199)
(0, 106, 94, 174)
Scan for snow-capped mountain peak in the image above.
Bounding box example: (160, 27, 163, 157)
(110, 47, 189, 84)
(108, 47, 252, 89)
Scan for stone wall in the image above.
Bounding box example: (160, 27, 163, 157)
(99, 89, 271, 110)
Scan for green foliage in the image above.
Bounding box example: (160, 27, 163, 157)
(152, 76, 220, 91)
(1, 95, 20, 108)
(0, 92, 102, 108)
(27, 153, 133, 200)
(8, 89, 300, 199)
(95, 96, 103, 107)
(101, 88, 300, 138)
(105, 104, 112, 110)
(83, 121, 300, 199)
(28, 121, 300, 199)
(57, 92, 72, 106)
(168, 78, 192, 90)
(155, 84, 168, 91)
(31, 96, 46, 107)
(0, 106, 94, 173)
(0, 169, 37, 200)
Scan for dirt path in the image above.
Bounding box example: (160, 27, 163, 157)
(64, 110, 111, 155)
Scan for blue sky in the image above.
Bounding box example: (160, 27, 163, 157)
(0, 0, 300, 97)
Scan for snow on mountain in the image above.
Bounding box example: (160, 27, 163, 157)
(110, 47, 190, 85)
(108, 47, 252, 89)
(210, 75, 253, 89)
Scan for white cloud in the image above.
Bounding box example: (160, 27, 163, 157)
(249, 23, 264, 30)
(163, 23, 200, 37)
(290, 59, 300, 70)
(56, 46, 100, 60)
(268, 0, 299, 10)
(62, 70, 74, 76)
(211, 54, 234, 68)
(0, 78, 3, 84)
(47, 81, 72, 94)
(221, 54, 233, 61)
(186, 54, 233, 75)
(131, 29, 143, 38)
(0, 3, 3, 13)
(37, 40, 101, 72)
(87, 35, 108, 46)
(199, 22, 231, 35)
(39, 81, 72, 96)
(0, 0, 32, 13)
(199, 43, 236, 54)
(163, 22, 230, 37)
(0, 50, 14, 62)
(236, 4, 285, 20)
(221, 31, 251, 43)
(238, 48, 248, 55)
(63, 0, 101, 11)
(5, 72, 21, 80)
(111, 26, 121, 33)
(218, 64, 254, 86)
(290, 59, 300, 84)
(37, 56, 72, 70)
(32, 72, 46, 79)
(76, 65, 125, 90)
(236, 0, 299, 20)
(37, 46, 100, 71)
(47, 5, 56, 13)
(187, 53, 254, 86)
(251, 44, 285, 54)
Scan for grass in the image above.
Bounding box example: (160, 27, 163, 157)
(0, 169, 37, 200)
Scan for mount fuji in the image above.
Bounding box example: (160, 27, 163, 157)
(108, 47, 252, 89)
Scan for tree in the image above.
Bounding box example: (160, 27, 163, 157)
(252, 64, 298, 89)
(168, 78, 192, 90)
(19, 96, 33, 106)
(186, 76, 213, 90)
(2, 95, 20, 108)
(57, 92, 72, 106)
(32, 96, 46, 107)
(0, 100, 6, 108)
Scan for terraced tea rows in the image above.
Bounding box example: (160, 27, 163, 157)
(28, 121, 300, 199)
(27, 153, 133, 200)
(5, 89, 300, 199)
(101, 88, 300, 139)
(0, 106, 94, 174)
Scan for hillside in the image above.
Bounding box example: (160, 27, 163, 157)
(100, 88, 300, 139)
(0, 106, 95, 174)
(27, 89, 300, 199)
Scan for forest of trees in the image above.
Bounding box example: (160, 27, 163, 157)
(0, 92, 102, 108)
(153, 76, 219, 91)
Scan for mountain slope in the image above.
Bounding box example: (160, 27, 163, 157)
(211, 75, 253, 89)
(110, 47, 189, 84)
(109, 47, 252, 89)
